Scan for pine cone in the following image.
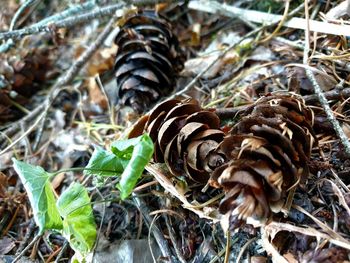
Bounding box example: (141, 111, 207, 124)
(129, 99, 225, 183)
(0, 47, 53, 123)
(114, 10, 184, 113)
(210, 94, 316, 228)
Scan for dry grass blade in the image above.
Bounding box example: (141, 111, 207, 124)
(145, 164, 220, 222)
(0, 13, 119, 156)
(293, 204, 348, 243)
(189, 0, 350, 36)
(261, 229, 289, 263)
(264, 221, 350, 251)
(302, 0, 350, 157)
(319, 179, 350, 217)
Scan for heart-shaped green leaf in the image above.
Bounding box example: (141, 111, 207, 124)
(57, 182, 96, 256)
(111, 134, 154, 199)
(12, 158, 63, 233)
(84, 146, 129, 177)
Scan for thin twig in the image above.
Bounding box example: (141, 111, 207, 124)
(224, 231, 230, 263)
(54, 240, 69, 263)
(91, 189, 106, 261)
(34, 1, 96, 27)
(0, 0, 41, 52)
(189, 0, 350, 36)
(164, 215, 187, 263)
(214, 87, 350, 119)
(12, 233, 42, 263)
(236, 237, 257, 263)
(167, 1, 307, 100)
(0, 3, 123, 41)
(15, 219, 36, 255)
(0, 14, 119, 156)
(0, 0, 95, 52)
(0, 0, 172, 41)
(132, 193, 175, 261)
(10, 0, 40, 30)
(303, 0, 350, 156)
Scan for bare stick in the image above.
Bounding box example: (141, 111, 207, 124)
(15, 219, 36, 255)
(164, 215, 187, 263)
(10, 0, 40, 30)
(0, 0, 41, 52)
(132, 194, 175, 261)
(54, 240, 69, 263)
(0, 14, 118, 156)
(34, 1, 96, 27)
(303, 1, 350, 156)
(0, 0, 172, 41)
(214, 87, 350, 119)
(189, 0, 350, 37)
(168, 1, 307, 100)
(0, 3, 122, 41)
(12, 233, 42, 263)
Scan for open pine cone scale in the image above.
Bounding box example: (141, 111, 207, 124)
(114, 10, 184, 112)
(129, 99, 225, 183)
(210, 94, 316, 229)
(129, 94, 315, 230)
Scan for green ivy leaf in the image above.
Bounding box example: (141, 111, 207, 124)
(111, 134, 154, 199)
(111, 136, 141, 159)
(56, 182, 96, 256)
(12, 158, 63, 233)
(84, 146, 129, 177)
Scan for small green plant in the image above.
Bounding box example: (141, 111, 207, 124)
(12, 134, 154, 262)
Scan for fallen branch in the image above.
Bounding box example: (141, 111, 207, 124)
(0, 0, 42, 52)
(303, 1, 350, 156)
(168, 1, 306, 100)
(0, 14, 119, 156)
(132, 193, 175, 261)
(188, 0, 350, 37)
(214, 87, 350, 119)
(0, 3, 124, 41)
(0, 0, 172, 41)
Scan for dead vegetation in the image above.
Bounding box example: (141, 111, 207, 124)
(2, 0, 350, 262)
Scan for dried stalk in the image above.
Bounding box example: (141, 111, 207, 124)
(166, 1, 307, 101)
(0, 14, 119, 156)
(214, 87, 350, 119)
(0, 0, 172, 41)
(189, 0, 350, 37)
(303, 0, 350, 156)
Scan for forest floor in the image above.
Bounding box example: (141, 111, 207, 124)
(2, 0, 350, 262)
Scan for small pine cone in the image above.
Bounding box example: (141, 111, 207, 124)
(114, 10, 184, 113)
(0, 47, 53, 123)
(129, 99, 226, 183)
(210, 94, 316, 229)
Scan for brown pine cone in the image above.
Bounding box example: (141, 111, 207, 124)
(129, 99, 225, 183)
(210, 94, 316, 229)
(0, 47, 53, 123)
(114, 10, 184, 113)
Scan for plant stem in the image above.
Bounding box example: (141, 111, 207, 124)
(50, 167, 122, 177)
